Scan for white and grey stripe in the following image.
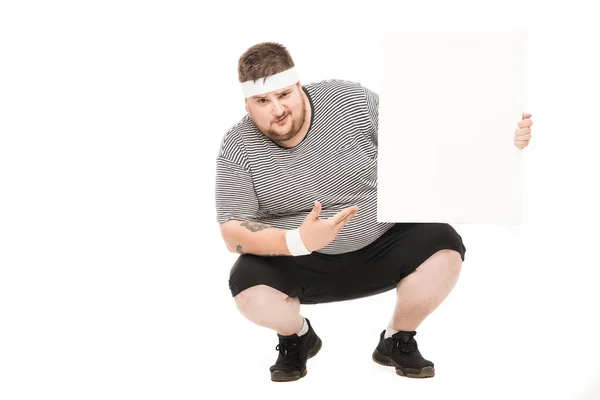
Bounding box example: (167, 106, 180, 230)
(215, 79, 394, 254)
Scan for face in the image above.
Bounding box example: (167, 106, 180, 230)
(245, 82, 307, 146)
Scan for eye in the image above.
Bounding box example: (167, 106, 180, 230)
(257, 98, 267, 104)
(280, 92, 290, 98)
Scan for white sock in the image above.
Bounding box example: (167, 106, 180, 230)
(297, 318, 309, 336)
(384, 326, 399, 339)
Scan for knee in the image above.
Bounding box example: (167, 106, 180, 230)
(234, 284, 282, 313)
(435, 249, 463, 277)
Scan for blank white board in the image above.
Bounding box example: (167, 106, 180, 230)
(377, 31, 524, 224)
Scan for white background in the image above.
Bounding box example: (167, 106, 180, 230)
(1, 1, 599, 399)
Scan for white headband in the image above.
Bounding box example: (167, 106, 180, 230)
(241, 67, 300, 98)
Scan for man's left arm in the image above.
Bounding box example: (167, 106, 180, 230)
(361, 84, 378, 147)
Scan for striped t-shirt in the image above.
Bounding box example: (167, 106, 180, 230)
(215, 79, 394, 254)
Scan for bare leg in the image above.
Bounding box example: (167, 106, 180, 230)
(235, 284, 304, 336)
(390, 249, 463, 331)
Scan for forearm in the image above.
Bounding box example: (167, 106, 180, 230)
(220, 220, 291, 256)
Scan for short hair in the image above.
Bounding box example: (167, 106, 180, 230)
(238, 42, 295, 83)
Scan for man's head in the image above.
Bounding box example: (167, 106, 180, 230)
(238, 42, 308, 146)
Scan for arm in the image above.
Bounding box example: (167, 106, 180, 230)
(361, 84, 378, 147)
(215, 155, 291, 256)
(219, 202, 359, 257)
(216, 153, 359, 257)
(220, 220, 291, 256)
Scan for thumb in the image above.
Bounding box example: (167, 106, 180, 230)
(307, 200, 322, 220)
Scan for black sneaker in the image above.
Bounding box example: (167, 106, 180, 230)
(372, 330, 435, 378)
(270, 318, 322, 382)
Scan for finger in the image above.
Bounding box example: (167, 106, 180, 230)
(522, 112, 532, 119)
(307, 201, 322, 220)
(518, 119, 532, 128)
(332, 206, 358, 224)
(515, 135, 531, 141)
(334, 211, 356, 229)
(515, 127, 531, 136)
(514, 140, 530, 149)
(335, 210, 357, 227)
(340, 205, 359, 214)
(335, 211, 357, 233)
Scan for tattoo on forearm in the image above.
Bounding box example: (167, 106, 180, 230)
(234, 244, 285, 257)
(240, 221, 272, 232)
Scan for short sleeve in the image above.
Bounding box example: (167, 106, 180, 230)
(215, 156, 259, 223)
(361, 84, 379, 146)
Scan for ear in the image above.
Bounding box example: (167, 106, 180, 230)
(245, 98, 249, 113)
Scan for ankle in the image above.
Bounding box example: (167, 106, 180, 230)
(385, 326, 399, 339)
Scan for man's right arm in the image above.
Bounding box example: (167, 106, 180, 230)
(216, 152, 285, 255)
(219, 220, 291, 256)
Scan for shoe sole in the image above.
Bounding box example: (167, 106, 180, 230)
(270, 337, 323, 382)
(372, 348, 435, 378)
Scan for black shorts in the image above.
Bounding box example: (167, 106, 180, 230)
(228, 223, 466, 305)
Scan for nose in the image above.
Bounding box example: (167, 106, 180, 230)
(271, 99, 285, 118)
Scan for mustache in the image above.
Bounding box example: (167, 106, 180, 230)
(274, 113, 288, 122)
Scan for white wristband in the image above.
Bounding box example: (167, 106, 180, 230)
(285, 228, 311, 256)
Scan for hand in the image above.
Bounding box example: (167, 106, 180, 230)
(515, 112, 533, 149)
(298, 201, 359, 252)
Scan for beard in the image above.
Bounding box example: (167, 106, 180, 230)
(260, 98, 307, 146)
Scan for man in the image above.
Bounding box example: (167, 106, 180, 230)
(215, 42, 533, 382)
